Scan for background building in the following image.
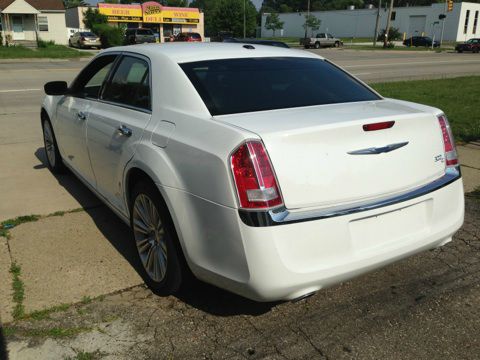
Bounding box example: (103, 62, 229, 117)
(97, 1, 204, 43)
(261, 2, 480, 42)
(0, 0, 67, 46)
(65, 5, 92, 39)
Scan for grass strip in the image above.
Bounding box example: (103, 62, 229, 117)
(0, 44, 92, 59)
(371, 76, 480, 143)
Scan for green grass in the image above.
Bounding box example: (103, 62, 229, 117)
(5, 326, 91, 338)
(0, 44, 92, 59)
(371, 77, 480, 142)
(10, 262, 25, 320)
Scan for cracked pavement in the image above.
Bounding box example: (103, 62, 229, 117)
(4, 197, 479, 359)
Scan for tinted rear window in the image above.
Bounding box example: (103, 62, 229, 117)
(180, 57, 380, 116)
(189, 33, 201, 39)
(81, 32, 96, 37)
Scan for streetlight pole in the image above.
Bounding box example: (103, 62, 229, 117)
(440, 0, 447, 46)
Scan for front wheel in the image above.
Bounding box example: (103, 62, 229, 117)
(334, 41, 340, 48)
(42, 119, 65, 173)
(130, 180, 186, 295)
(314, 42, 320, 49)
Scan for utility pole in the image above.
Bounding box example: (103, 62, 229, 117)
(243, 0, 246, 38)
(304, 0, 310, 38)
(373, 0, 381, 47)
(383, 0, 394, 48)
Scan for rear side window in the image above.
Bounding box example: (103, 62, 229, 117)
(190, 33, 201, 39)
(180, 57, 380, 116)
(102, 56, 151, 110)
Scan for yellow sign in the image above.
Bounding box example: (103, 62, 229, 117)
(98, 3, 142, 23)
(142, 2, 200, 24)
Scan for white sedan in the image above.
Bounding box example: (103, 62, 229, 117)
(41, 43, 464, 302)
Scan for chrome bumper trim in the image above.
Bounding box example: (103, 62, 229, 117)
(239, 167, 461, 227)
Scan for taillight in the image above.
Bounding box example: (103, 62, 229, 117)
(363, 121, 395, 131)
(230, 141, 283, 209)
(437, 114, 458, 167)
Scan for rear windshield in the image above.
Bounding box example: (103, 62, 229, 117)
(180, 57, 380, 116)
(81, 32, 96, 37)
(189, 33, 201, 39)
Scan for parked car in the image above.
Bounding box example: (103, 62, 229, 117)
(403, 36, 440, 47)
(124, 28, 156, 45)
(174, 32, 202, 42)
(41, 43, 464, 302)
(69, 32, 101, 49)
(233, 38, 290, 48)
(455, 38, 480, 53)
(300, 33, 343, 49)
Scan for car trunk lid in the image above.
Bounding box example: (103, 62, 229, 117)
(216, 100, 446, 210)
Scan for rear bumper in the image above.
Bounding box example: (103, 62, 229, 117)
(161, 172, 464, 302)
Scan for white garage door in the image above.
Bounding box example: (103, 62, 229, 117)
(408, 15, 426, 37)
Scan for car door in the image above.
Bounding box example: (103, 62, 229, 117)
(55, 54, 118, 187)
(326, 34, 334, 46)
(86, 54, 152, 213)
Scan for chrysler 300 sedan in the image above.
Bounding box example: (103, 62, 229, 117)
(41, 43, 464, 302)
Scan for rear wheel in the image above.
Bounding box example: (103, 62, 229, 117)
(314, 42, 320, 49)
(130, 180, 185, 295)
(42, 119, 65, 173)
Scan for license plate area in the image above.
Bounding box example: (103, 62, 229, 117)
(349, 200, 432, 253)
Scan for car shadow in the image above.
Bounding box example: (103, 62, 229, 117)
(34, 147, 277, 316)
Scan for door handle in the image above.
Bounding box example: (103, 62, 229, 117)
(118, 125, 132, 137)
(77, 111, 87, 121)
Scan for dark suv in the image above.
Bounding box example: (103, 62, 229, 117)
(125, 28, 156, 45)
(403, 36, 440, 47)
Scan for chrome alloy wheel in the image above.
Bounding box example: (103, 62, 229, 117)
(43, 121, 56, 167)
(132, 194, 168, 282)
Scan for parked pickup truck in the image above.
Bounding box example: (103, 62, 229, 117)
(300, 33, 343, 49)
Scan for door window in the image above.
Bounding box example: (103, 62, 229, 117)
(70, 55, 117, 99)
(102, 56, 151, 111)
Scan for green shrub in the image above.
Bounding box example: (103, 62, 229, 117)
(377, 27, 402, 41)
(37, 40, 55, 48)
(0, 32, 3, 47)
(92, 24, 124, 48)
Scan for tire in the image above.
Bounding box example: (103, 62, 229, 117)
(334, 41, 340, 48)
(304, 45, 310, 49)
(314, 41, 320, 49)
(68, 39, 72, 47)
(458, 49, 463, 53)
(130, 180, 186, 295)
(42, 118, 65, 174)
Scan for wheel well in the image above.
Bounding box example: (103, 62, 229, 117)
(41, 108, 49, 124)
(125, 168, 157, 210)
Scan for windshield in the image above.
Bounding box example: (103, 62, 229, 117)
(180, 57, 380, 116)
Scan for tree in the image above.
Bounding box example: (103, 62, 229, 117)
(303, 14, 321, 37)
(83, 8, 108, 30)
(63, 0, 87, 8)
(265, 12, 284, 37)
(194, 0, 257, 37)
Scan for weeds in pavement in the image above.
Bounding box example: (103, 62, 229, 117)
(0, 208, 85, 239)
(28, 304, 71, 321)
(65, 350, 106, 360)
(10, 262, 25, 320)
(5, 326, 91, 338)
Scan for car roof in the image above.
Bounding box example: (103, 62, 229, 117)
(102, 42, 322, 63)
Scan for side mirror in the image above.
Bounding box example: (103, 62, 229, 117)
(44, 81, 68, 96)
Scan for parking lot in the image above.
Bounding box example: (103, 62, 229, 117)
(1, 49, 480, 359)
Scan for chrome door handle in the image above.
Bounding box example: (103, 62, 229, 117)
(118, 125, 132, 137)
(77, 111, 87, 121)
